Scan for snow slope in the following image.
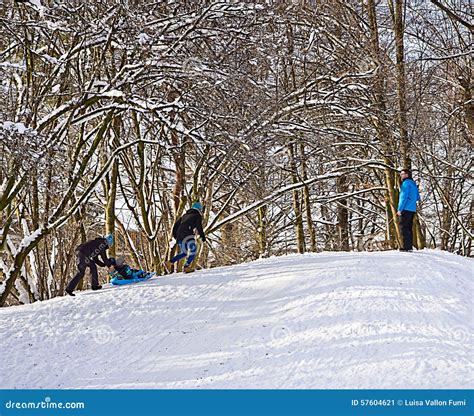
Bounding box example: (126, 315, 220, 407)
(0, 250, 472, 389)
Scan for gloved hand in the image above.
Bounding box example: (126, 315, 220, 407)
(201, 236, 206, 242)
(169, 238, 176, 249)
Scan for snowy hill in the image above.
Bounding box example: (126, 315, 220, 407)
(0, 250, 472, 389)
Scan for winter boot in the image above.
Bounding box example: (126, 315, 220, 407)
(92, 285, 102, 291)
(65, 289, 75, 297)
(183, 264, 195, 274)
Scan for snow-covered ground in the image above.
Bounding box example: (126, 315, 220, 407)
(0, 250, 472, 389)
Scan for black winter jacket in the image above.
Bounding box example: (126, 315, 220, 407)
(76, 238, 110, 267)
(172, 209, 205, 242)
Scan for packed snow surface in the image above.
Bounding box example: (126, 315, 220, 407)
(1, 250, 472, 389)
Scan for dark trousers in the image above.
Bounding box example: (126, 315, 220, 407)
(170, 238, 197, 266)
(399, 210, 415, 250)
(66, 253, 99, 291)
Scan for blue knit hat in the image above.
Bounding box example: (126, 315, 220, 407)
(191, 201, 203, 212)
(105, 234, 114, 247)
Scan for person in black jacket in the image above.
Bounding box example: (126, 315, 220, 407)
(166, 202, 206, 273)
(65, 234, 114, 296)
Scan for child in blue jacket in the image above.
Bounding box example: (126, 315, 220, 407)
(108, 257, 149, 280)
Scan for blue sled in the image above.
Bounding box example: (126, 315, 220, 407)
(110, 272, 155, 286)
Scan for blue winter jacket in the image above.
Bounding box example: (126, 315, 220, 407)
(398, 178, 420, 212)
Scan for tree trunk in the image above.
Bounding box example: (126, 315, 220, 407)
(257, 205, 268, 258)
(389, 0, 411, 169)
(336, 175, 350, 251)
(104, 159, 118, 258)
(300, 143, 317, 252)
(367, 0, 402, 248)
(288, 143, 305, 253)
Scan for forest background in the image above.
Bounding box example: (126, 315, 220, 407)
(0, 0, 472, 306)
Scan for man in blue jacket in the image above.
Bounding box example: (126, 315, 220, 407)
(396, 169, 420, 251)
